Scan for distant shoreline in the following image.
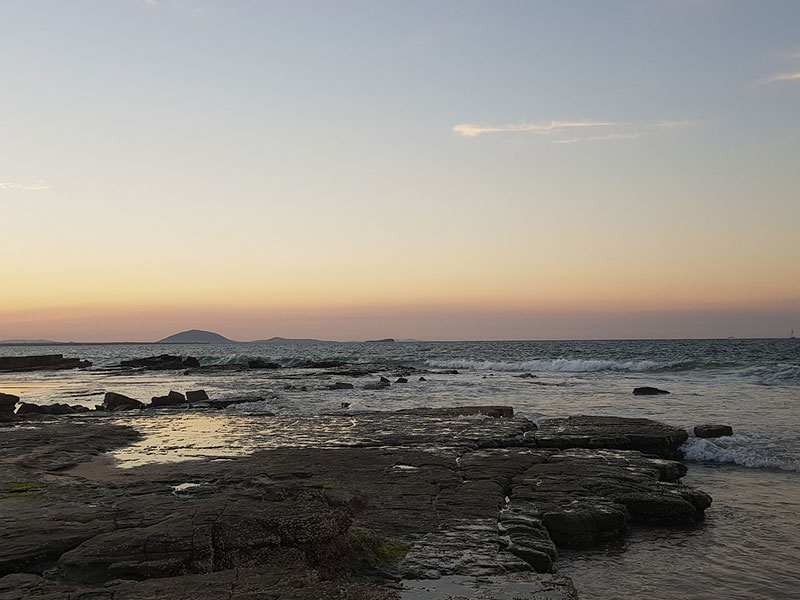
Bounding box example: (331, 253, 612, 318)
(0, 337, 795, 347)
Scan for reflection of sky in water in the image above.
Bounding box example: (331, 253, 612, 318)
(109, 412, 527, 468)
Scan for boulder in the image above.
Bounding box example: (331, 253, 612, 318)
(694, 424, 733, 438)
(186, 390, 209, 403)
(633, 386, 670, 395)
(0, 392, 19, 416)
(395, 378, 408, 384)
(102, 392, 144, 411)
(418, 377, 426, 382)
(150, 391, 187, 408)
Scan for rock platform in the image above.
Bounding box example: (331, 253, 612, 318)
(0, 407, 710, 599)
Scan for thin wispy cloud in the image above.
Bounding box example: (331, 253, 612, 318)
(0, 181, 51, 191)
(452, 121, 614, 138)
(553, 133, 644, 144)
(453, 119, 692, 144)
(655, 120, 693, 129)
(762, 72, 800, 84)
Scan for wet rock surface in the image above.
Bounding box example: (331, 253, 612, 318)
(102, 391, 144, 411)
(119, 354, 199, 370)
(0, 393, 18, 422)
(0, 355, 91, 372)
(534, 415, 690, 460)
(694, 424, 734, 438)
(0, 409, 710, 600)
(632, 386, 670, 395)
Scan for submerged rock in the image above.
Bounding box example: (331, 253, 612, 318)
(330, 382, 354, 390)
(248, 359, 281, 369)
(633, 386, 670, 395)
(694, 424, 733, 438)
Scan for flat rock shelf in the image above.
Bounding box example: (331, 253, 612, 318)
(0, 407, 711, 600)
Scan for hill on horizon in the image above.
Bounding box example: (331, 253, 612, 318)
(250, 336, 323, 344)
(157, 329, 234, 344)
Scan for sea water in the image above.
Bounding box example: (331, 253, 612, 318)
(1, 338, 798, 598)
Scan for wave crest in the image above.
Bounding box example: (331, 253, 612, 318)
(682, 434, 800, 472)
(425, 358, 665, 373)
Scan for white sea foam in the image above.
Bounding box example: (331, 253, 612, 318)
(426, 358, 664, 373)
(682, 435, 800, 472)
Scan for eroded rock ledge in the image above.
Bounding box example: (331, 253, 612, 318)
(0, 407, 710, 600)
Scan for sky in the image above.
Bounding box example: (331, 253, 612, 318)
(1, 0, 799, 341)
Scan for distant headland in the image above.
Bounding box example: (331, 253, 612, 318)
(156, 330, 234, 344)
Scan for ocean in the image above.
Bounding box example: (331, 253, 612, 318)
(1, 338, 798, 598)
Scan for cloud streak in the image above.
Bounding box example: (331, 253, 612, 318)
(452, 121, 615, 138)
(453, 118, 695, 144)
(0, 181, 51, 191)
(553, 133, 644, 144)
(763, 72, 800, 83)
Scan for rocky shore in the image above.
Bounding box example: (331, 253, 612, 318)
(0, 405, 711, 599)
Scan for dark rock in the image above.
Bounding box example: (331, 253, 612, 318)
(694, 424, 733, 438)
(341, 402, 351, 409)
(0, 412, 711, 600)
(534, 415, 689, 459)
(119, 355, 198, 370)
(633, 386, 670, 395)
(363, 379, 391, 390)
(517, 373, 537, 379)
(0, 569, 400, 600)
(248, 359, 281, 369)
(0, 393, 19, 420)
(15, 402, 88, 416)
(203, 397, 268, 410)
(329, 382, 354, 390)
(150, 391, 187, 408)
(418, 377, 426, 382)
(395, 378, 408, 384)
(397, 406, 515, 419)
(0, 355, 91, 372)
(102, 392, 144, 411)
(186, 390, 209, 403)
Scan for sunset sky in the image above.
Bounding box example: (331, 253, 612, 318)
(2, 0, 799, 341)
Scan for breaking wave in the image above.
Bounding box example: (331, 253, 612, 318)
(425, 358, 668, 373)
(733, 363, 800, 385)
(682, 434, 800, 472)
